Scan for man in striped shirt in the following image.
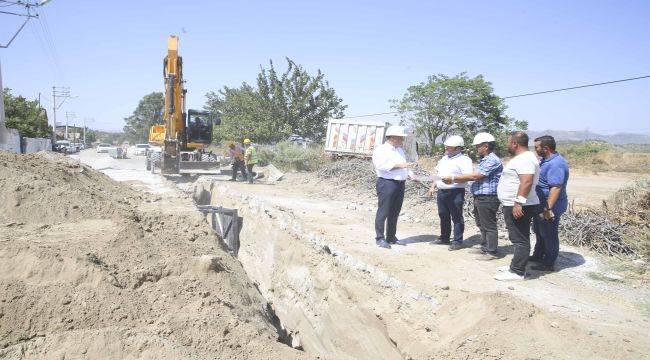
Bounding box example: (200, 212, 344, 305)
(441, 132, 503, 260)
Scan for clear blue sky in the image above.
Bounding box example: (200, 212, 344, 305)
(1, 0, 649, 133)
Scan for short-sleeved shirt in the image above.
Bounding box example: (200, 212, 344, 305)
(497, 151, 540, 206)
(372, 142, 409, 180)
(536, 153, 570, 213)
(435, 152, 473, 189)
(229, 145, 245, 162)
(470, 152, 503, 195)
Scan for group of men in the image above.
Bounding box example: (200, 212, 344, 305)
(372, 126, 570, 281)
(228, 138, 259, 184)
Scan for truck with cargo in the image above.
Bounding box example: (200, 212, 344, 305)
(324, 118, 418, 161)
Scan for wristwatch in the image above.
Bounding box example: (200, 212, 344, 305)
(515, 196, 527, 204)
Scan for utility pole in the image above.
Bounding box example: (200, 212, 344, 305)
(52, 86, 70, 141)
(65, 111, 75, 140)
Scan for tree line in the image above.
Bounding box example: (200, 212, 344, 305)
(122, 61, 525, 155)
(2, 88, 51, 138)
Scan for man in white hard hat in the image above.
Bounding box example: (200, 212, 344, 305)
(427, 135, 473, 251)
(372, 125, 415, 249)
(441, 132, 503, 260)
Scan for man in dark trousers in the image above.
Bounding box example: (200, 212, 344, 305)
(228, 142, 246, 181)
(427, 135, 473, 251)
(372, 125, 414, 249)
(495, 131, 540, 281)
(531, 135, 570, 271)
(441, 132, 503, 260)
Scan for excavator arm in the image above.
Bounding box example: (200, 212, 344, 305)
(147, 35, 221, 175)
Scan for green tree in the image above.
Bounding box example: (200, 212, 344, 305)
(3, 88, 51, 138)
(122, 92, 164, 143)
(391, 73, 527, 156)
(205, 58, 346, 144)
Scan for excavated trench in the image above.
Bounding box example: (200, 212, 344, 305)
(190, 178, 443, 360)
(186, 178, 637, 360)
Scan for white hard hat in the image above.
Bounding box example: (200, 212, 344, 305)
(385, 125, 407, 137)
(443, 135, 464, 147)
(472, 132, 496, 145)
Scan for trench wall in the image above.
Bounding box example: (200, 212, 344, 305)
(192, 179, 442, 360)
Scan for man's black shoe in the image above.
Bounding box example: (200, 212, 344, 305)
(448, 243, 462, 251)
(530, 263, 555, 272)
(376, 239, 392, 249)
(430, 239, 451, 245)
(388, 237, 407, 246)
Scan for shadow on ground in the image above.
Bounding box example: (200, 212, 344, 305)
(526, 251, 587, 279)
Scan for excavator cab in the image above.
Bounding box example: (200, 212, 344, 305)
(186, 110, 220, 147)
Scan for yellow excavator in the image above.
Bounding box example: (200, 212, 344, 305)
(146, 35, 220, 174)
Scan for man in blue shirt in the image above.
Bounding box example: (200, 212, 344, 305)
(531, 135, 570, 272)
(442, 132, 503, 259)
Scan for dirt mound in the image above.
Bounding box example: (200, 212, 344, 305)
(0, 152, 140, 225)
(315, 158, 431, 200)
(0, 153, 306, 359)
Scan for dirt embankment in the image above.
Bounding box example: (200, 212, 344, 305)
(0, 152, 306, 359)
(191, 178, 649, 360)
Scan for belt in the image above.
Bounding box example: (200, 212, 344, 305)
(379, 177, 405, 183)
(473, 194, 497, 198)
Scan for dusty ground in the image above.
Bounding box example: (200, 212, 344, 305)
(5, 149, 646, 359)
(566, 169, 649, 208)
(190, 167, 650, 359)
(0, 151, 307, 359)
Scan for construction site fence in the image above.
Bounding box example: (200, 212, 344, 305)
(0, 130, 52, 154)
(0, 127, 21, 153)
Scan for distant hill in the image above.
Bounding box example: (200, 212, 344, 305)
(528, 130, 650, 145)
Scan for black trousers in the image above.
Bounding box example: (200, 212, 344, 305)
(437, 188, 465, 244)
(473, 195, 500, 253)
(502, 205, 536, 275)
(232, 160, 246, 180)
(375, 178, 405, 242)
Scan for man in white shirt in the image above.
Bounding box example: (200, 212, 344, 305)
(494, 131, 540, 281)
(427, 135, 473, 251)
(372, 125, 414, 249)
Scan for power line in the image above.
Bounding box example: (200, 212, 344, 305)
(343, 111, 401, 119)
(338, 74, 650, 120)
(503, 75, 650, 99)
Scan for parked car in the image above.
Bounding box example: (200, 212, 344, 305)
(131, 143, 150, 156)
(54, 140, 78, 154)
(287, 134, 312, 148)
(96, 143, 112, 153)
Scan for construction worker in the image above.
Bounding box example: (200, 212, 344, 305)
(243, 138, 259, 184)
(427, 135, 473, 251)
(372, 125, 415, 249)
(441, 132, 503, 260)
(495, 131, 540, 281)
(228, 142, 246, 181)
(531, 135, 570, 272)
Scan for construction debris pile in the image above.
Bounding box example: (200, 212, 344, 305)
(0, 152, 306, 359)
(316, 158, 432, 201)
(560, 180, 650, 259)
